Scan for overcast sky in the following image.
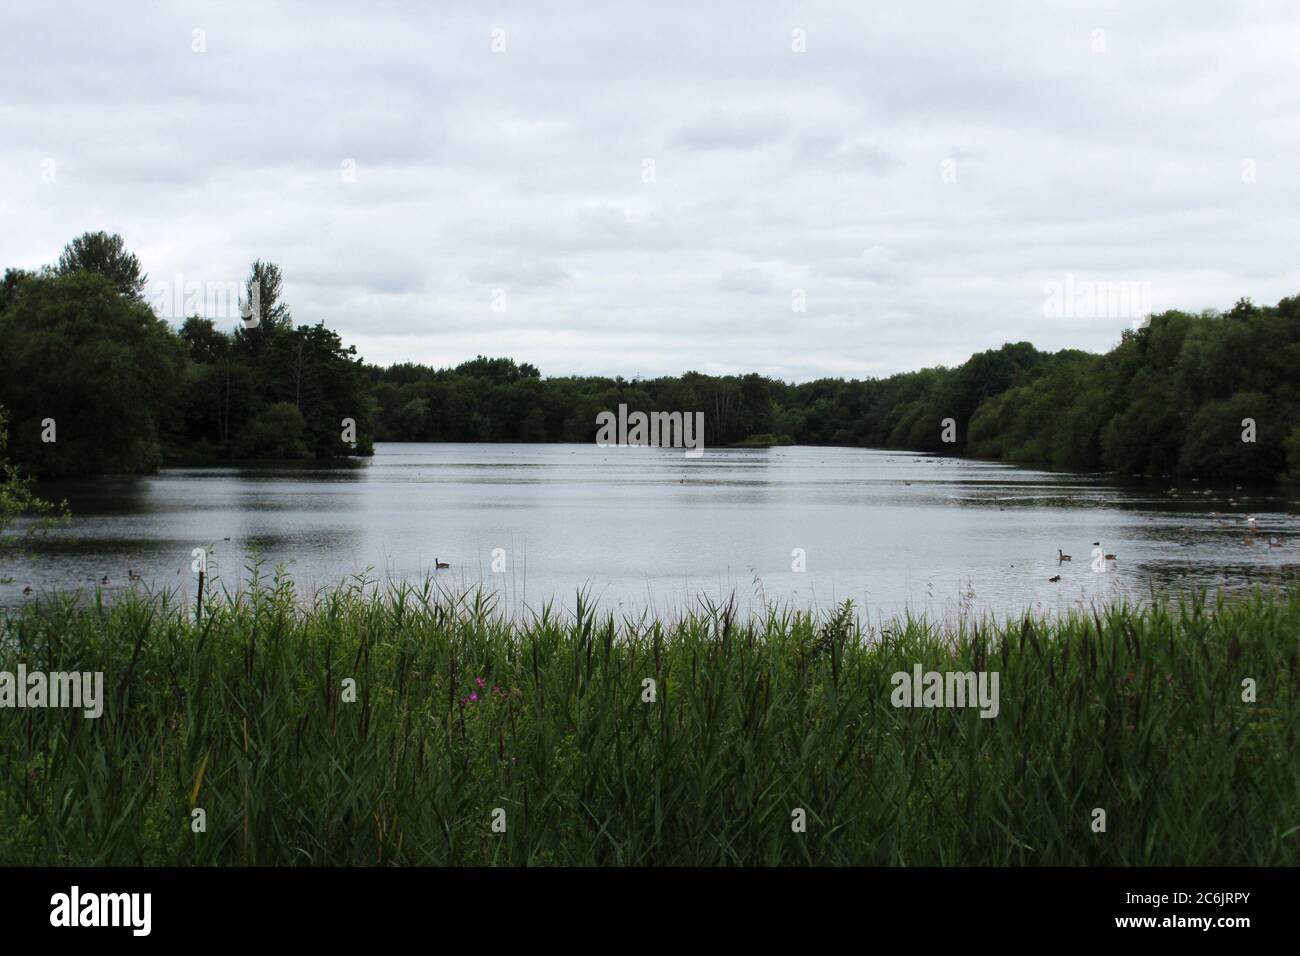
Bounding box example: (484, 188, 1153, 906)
(3, 1, 1298, 381)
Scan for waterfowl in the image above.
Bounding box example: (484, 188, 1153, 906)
(1058, 549, 1071, 562)
(101, 575, 110, 585)
(435, 558, 450, 570)
(128, 568, 142, 581)
(23, 585, 33, 595)
(1048, 575, 1061, 583)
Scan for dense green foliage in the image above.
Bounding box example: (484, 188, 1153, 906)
(0, 236, 374, 477)
(370, 306, 1300, 481)
(3, 232, 1298, 479)
(54, 230, 149, 301)
(966, 301, 1300, 481)
(0, 409, 65, 545)
(1, 579, 1295, 865)
(0, 273, 186, 476)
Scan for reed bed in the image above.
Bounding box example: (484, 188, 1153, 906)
(1, 570, 1297, 865)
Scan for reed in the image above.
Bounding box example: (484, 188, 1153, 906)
(1, 573, 1296, 865)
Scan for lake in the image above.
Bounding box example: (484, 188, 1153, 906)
(4, 443, 1298, 621)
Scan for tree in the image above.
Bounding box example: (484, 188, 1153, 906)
(1, 268, 37, 311)
(0, 407, 67, 547)
(233, 260, 292, 356)
(395, 397, 430, 439)
(181, 316, 229, 364)
(54, 231, 148, 300)
(231, 402, 310, 459)
(1284, 425, 1300, 482)
(260, 323, 374, 457)
(1179, 393, 1278, 480)
(0, 273, 186, 477)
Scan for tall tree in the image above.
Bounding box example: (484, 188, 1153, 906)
(251, 259, 291, 327)
(54, 231, 148, 300)
(0, 273, 185, 477)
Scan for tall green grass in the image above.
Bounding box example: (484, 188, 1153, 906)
(1, 572, 1297, 865)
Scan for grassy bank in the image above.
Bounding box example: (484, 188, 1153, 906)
(1, 575, 1297, 865)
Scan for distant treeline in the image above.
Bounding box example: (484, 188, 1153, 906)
(368, 301, 1300, 482)
(2, 232, 1299, 483)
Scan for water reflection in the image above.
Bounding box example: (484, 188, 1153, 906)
(3, 443, 1297, 619)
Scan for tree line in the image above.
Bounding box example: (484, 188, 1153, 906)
(0, 232, 373, 480)
(370, 304, 1300, 482)
(2, 232, 1298, 490)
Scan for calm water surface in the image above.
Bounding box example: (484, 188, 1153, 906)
(4, 443, 1298, 621)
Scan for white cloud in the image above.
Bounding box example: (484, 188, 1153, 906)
(3, 0, 1299, 379)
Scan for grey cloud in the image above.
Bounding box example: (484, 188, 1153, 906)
(3, 0, 1299, 381)
(797, 132, 898, 175)
(815, 247, 910, 283)
(672, 112, 788, 151)
(468, 259, 569, 289)
(717, 267, 779, 294)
